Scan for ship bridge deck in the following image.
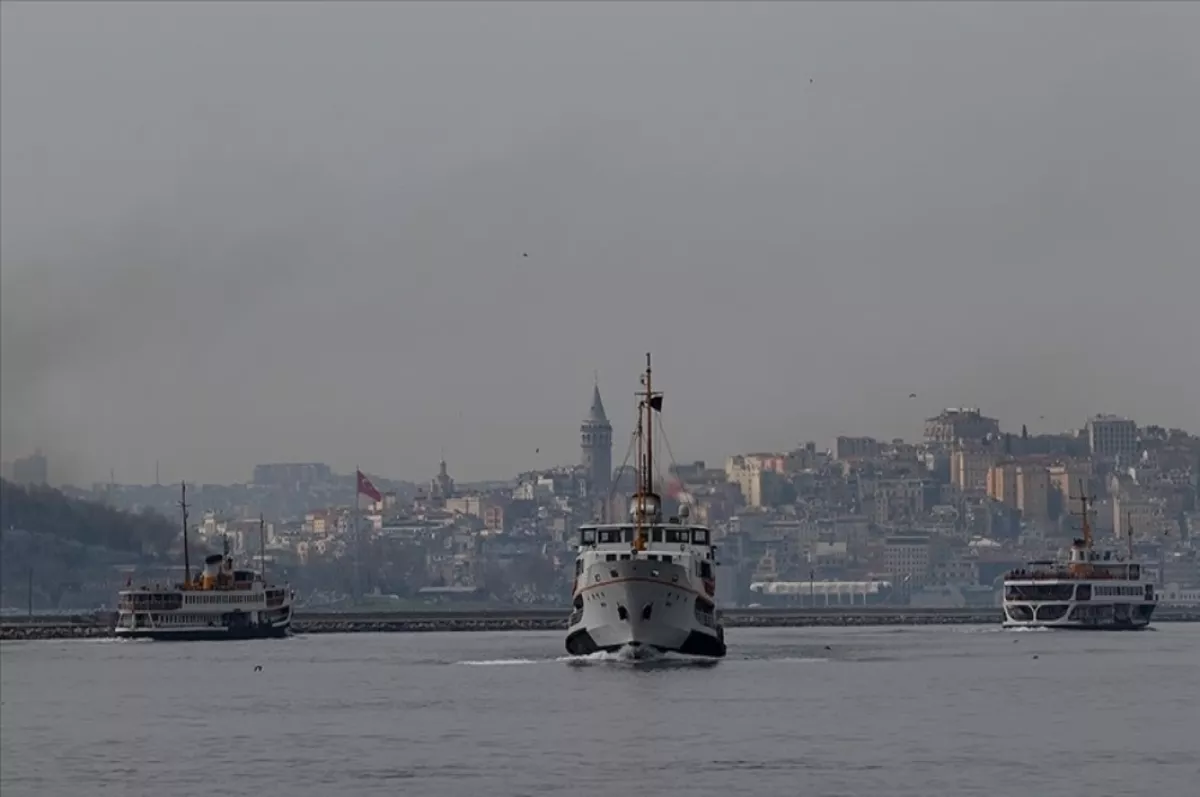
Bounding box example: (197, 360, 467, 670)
(577, 523, 712, 549)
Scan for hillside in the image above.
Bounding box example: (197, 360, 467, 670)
(1, 479, 177, 555)
(1, 479, 178, 608)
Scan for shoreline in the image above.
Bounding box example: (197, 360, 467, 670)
(4, 607, 1200, 640)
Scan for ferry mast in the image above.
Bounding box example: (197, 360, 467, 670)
(180, 481, 191, 588)
(1073, 480, 1095, 551)
(1126, 513, 1135, 562)
(633, 352, 662, 552)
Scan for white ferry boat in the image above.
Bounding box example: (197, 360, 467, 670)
(1002, 494, 1156, 630)
(565, 354, 726, 658)
(115, 485, 293, 641)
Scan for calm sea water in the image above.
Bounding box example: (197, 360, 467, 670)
(2, 624, 1197, 796)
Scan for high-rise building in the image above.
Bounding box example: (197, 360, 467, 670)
(883, 534, 932, 589)
(986, 461, 1019, 507)
(951, 442, 997, 492)
(1015, 465, 1051, 525)
(11, 449, 48, 486)
(580, 382, 612, 503)
(251, 462, 332, 487)
(833, 436, 880, 461)
(924, 408, 1001, 445)
(1086, 415, 1138, 460)
(725, 454, 788, 508)
(987, 460, 1051, 525)
(1048, 461, 1092, 510)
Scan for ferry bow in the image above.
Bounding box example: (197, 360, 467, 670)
(565, 353, 727, 658)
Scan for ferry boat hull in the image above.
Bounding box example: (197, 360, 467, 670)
(114, 622, 291, 642)
(1002, 597, 1155, 630)
(566, 560, 726, 658)
(114, 604, 293, 641)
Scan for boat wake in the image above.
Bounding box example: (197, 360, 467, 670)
(455, 645, 720, 669)
(949, 625, 1041, 634)
(454, 658, 542, 666)
(565, 644, 661, 663)
(561, 645, 720, 669)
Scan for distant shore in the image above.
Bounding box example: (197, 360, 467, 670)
(4, 606, 1200, 641)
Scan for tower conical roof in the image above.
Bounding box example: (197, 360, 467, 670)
(588, 383, 609, 424)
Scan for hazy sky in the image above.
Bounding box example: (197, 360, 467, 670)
(2, 1, 1198, 486)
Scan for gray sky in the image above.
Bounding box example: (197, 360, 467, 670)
(2, 1, 1198, 486)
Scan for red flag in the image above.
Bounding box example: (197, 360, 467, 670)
(356, 470, 382, 502)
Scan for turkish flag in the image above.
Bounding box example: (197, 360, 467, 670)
(356, 470, 382, 502)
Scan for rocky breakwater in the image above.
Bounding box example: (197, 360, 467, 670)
(1, 622, 113, 641)
(291, 607, 1016, 633)
(291, 608, 1004, 633)
(6, 607, 1200, 640)
(723, 609, 1002, 627)
(293, 614, 567, 635)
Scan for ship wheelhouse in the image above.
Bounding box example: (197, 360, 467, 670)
(577, 522, 713, 551)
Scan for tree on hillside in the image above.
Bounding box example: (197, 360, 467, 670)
(0, 479, 176, 556)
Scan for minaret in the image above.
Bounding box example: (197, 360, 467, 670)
(580, 379, 613, 503)
(431, 455, 455, 502)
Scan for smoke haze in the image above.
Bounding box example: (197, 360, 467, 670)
(2, 2, 1198, 484)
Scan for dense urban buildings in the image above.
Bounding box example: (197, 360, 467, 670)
(4, 402, 1199, 612)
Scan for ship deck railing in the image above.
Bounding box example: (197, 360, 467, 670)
(1005, 570, 1138, 581)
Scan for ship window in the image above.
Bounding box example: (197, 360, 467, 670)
(1008, 584, 1074, 601)
(581, 530, 596, 544)
(691, 529, 709, 545)
(661, 555, 672, 564)
(651, 529, 664, 543)
(605, 554, 617, 562)
(598, 530, 619, 544)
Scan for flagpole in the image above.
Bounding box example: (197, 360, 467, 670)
(353, 465, 360, 606)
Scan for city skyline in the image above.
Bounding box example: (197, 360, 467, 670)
(3, 2, 1198, 485)
(3, 400, 1190, 489)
